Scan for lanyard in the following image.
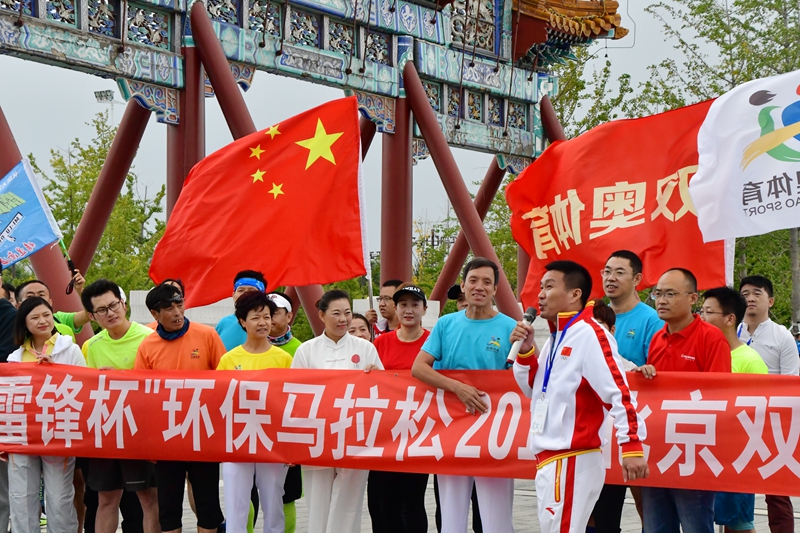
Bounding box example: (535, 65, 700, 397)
(736, 324, 753, 346)
(541, 315, 578, 398)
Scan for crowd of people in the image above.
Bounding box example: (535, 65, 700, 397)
(0, 250, 797, 533)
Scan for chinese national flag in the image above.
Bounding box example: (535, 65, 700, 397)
(150, 97, 366, 308)
(506, 100, 732, 309)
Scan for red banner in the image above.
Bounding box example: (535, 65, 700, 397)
(506, 100, 729, 308)
(1, 364, 798, 496)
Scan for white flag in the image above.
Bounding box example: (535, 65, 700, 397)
(689, 69, 800, 242)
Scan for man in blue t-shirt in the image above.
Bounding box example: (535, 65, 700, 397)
(412, 257, 530, 533)
(215, 270, 267, 351)
(592, 250, 663, 533)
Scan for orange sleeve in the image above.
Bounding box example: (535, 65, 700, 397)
(133, 342, 150, 370)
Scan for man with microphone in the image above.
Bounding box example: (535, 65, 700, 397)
(412, 257, 534, 533)
(510, 260, 649, 532)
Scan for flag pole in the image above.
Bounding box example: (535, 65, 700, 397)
(57, 239, 78, 295)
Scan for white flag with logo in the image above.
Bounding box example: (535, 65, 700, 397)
(689, 69, 800, 242)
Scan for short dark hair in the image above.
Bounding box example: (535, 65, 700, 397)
(81, 279, 123, 313)
(703, 286, 747, 326)
(592, 300, 616, 329)
(316, 289, 350, 313)
(462, 257, 500, 286)
(15, 279, 49, 302)
(607, 250, 643, 275)
(145, 283, 183, 312)
(739, 275, 774, 298)
(162, 278, 185, 296)
(235, 291, 277, 330)
(350, 313, 374, 341)
(665, 268, 698, 292)
(1, 282, 15, 300)
(234, 270, 267, 286)
(15, 297, 56, 345)
(382, 279, 404, 290)
(545, 260, 593, 307)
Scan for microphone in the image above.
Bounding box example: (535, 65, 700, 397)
(506, 307, 538, 366)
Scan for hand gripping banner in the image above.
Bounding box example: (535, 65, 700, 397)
(0, 364, 799, 496)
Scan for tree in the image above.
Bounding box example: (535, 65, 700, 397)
(29, 111, 166, 292)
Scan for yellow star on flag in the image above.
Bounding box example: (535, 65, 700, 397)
(250, 145, 265, 160)
(269, 183, 284, 199)
(295, 119, 343, 170)
(265, 124, 281, 139)
(251, 169, 265, 183)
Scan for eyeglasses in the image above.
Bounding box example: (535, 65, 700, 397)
(94, 300, 123, 316)
(600, 268, 631, 278)
(698, 310, 726, 317)
(650, 290, 695, 301)
(376, 296, 393, 303)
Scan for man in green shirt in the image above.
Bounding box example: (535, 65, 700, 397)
(700, 286, 766, 533)
(81, 279, 159, 533)
(16, 275, 90, 339)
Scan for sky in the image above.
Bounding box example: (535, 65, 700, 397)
(0, 0, 675, 253)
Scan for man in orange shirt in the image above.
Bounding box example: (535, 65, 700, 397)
(134, 283, 226, 533)
(637, 268, 730, 533)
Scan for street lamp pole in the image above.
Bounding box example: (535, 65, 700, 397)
(94, 90, 125, 125)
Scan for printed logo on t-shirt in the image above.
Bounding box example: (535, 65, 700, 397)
(680, 354, 695, 361)
(626, 329, 636, 339)
(351, 354, 361, 367)
(234, 364, 242, 370)
(190, 349, 200, 359)
(486, 337, 501, 353)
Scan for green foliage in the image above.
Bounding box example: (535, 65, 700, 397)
(28, 111, 165, 292)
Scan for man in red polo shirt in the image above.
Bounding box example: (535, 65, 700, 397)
(636, 267, 730, 533)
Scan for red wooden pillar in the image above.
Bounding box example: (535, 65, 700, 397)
(0, 107, 86, 325)
(517, 246, 530, 299)
(191, 2, 326, 334)
(167, 46, 205, 217)
(380, 98, 413, 283)
(429, 160, 505, 312)
(403, 62, 520, 320)
(69, 100, 151, 273)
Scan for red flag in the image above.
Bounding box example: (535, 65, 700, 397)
(150, 97, 365, 307)
(506, 100, 730, 309)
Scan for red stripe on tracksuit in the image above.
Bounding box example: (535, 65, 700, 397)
(560, 456, 576, 532)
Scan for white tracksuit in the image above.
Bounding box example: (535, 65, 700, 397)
(513, 306, 646, 533)
(291, 332, 384, 533)
(7, 334, 86, 533)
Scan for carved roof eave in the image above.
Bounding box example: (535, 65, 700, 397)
(512, 0, 626, 40)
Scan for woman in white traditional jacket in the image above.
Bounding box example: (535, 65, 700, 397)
(291, 289, 384, 533)
(6, 296, 86, 533)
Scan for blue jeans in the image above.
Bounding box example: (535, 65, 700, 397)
(642, 487, 715, 533)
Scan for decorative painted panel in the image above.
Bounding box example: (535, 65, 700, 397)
(289, 8, 320, 47)
(347, 89, 395, 133)
(487, 94, 502, 126)
(207, 0, 238, 26)
(446, 86, 460, 118)
(88, 0, 117, 37)
(414, 41, 537, 102)
(421, 80, 440, 113)
(507, 101, 527, 130)
(495, 154, 531, 175)
(46, 0, 76, 26)
(0, 0, 33, 16)
(466, 91, 482, 121)
(412, 138, 429, 164)
(365, 31, 390, 65)
(328, 20, 354, 56)
(247, 0, 280, 36)
(450, 0, 495, 54)
(127, 4, 170, 50)
(116, 79, 177, 124)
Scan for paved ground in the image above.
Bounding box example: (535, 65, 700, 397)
(162, 477, 799, 532)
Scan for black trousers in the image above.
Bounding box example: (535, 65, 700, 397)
(367, 471, 429, 533)
(83, 487, 145, 533)
(591, 483, 627, 533)
(433, 475, 483, 533)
